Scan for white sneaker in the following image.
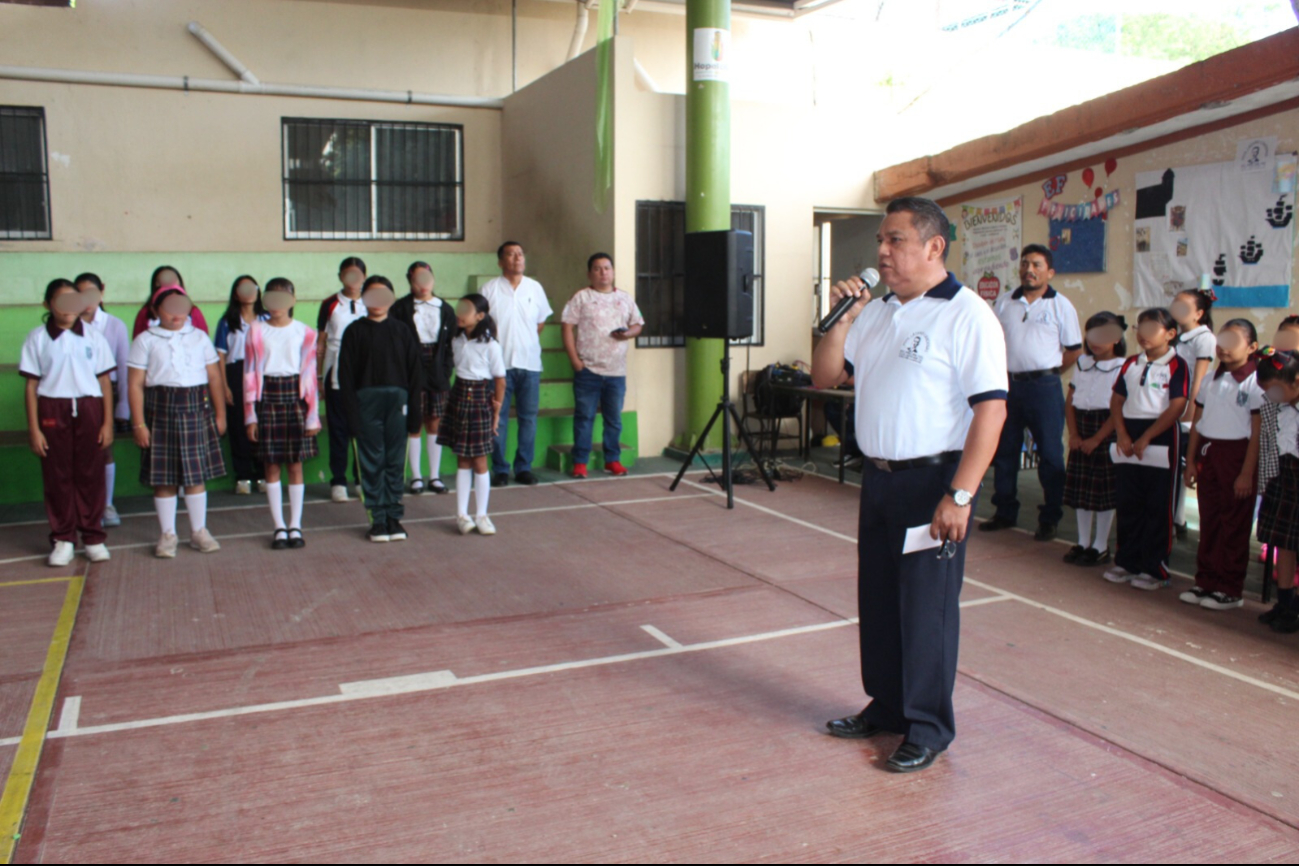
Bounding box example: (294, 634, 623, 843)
(331, 485, 350, 503)
(84, 543, 111, 563)
(155, 531, 178, 559)
(1179, 587, 1210, 605)
(189, 528, 221, 553)
(1102, 566, 1133, 584)
(257, 479, 267, 494)
(48, 540, 75, 567)
(1130, 574, 1167, 591)
(102, 504, 121, 527)
(1200, 592, 1244, 610)
(475, 515, 497, 536)
(456, 515, 476, 535)
(235, 480, 252, 495)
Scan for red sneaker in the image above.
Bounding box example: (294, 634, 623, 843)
(571, 463, 588, 479)
(604, 461, 629, 476)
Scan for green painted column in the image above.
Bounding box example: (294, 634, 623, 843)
(683, 0, 731, 448)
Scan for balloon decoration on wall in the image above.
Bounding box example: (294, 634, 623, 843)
(1105, 157, 1118, 177)
(1082, 167, 1095, 188)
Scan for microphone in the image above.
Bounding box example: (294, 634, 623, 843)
(818, 268, 880, 334)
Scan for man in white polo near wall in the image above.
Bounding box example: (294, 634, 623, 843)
(481, 241, 553, 487)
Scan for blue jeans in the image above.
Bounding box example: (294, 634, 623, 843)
(493, 368, 541, 476)
(991, 375, 1066, 526)
(572, 368, 626, 465)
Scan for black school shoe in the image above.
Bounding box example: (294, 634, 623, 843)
(1270, 608, 1299, 634)
(886, 741, 943, 773)
(287, 528, 305, 549)
(1077, 548, 1111, 566)
(1259, 602, 1288, 625)
(515, 471, 539, 486)
(491, 473, 510, 488)
(1034, 523, 1058, 542)
(271, 529, 289, 550)
(387, 519, 408, 541)
(368, 522, 390, 543)
(1063, 544, 1086, 564)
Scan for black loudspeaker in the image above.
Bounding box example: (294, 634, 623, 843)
(684, 229, 754, 340)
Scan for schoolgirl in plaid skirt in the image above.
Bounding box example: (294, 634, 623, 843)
(1063, 312, 1126, 567)
(243, 279, 320, 550)
(439, 294, 506, 536)
(127, 286, 227, 559)
(1254, 347, 1299, 633)
(392, 262, 456, 495)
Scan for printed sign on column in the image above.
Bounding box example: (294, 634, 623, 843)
(692, 28, 731, 82)
(961, 197, 1022, 304)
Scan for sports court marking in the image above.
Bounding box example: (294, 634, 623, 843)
(0, 575, 84, 864)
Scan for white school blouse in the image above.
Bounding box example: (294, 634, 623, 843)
(1195, 363, 1264, 441)
(413, 297, 444, 344)
(19, 321, 116, 399)
(128, 323, 219, 388)
(1069, 357, 1124, 411)
(260, 320, 311, 377)
(452, 334, 506, 382)
(1277, 404, 1299, 459)
(1113, 349, 1189, 420)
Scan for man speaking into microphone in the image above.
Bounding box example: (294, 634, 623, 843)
(812, 197, 1007, 773)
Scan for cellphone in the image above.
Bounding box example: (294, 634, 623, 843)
(611, 327, 628, 336)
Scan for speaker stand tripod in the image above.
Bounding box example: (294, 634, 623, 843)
(670, 342, 776, 509)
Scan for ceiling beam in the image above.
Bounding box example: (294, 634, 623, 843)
(875, 27, 1299, 202)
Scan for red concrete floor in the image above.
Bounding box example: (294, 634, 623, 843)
(2, 472, 1298, 862)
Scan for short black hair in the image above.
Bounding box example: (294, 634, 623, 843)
(339, 256, 367, 276)
(362, 275, 394, 293)
(1138, 307, 1178, 332)
(1222, 318, 1257, 345)
(587, 252, 613, 271)
(886, 197, 950, 261)
(497, 241, 524, 260)
(1021, 243, 1054, 270)
(74, 272, 104, 291)
(1083, 311, 1126, 358)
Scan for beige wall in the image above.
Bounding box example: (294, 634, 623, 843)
(945, 107, 1299, 346)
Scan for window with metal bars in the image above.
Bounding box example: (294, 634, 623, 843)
(282, 118, 464, 241)
(0, 106, 51, 240)
(634, 201, 765, 347)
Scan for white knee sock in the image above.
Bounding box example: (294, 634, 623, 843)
(408, 436, 423, 478)
(266, 481, 285, 530)
(184, 492, 207, 533)
(474, 471, 491, 518)
(456, 468, 472, 517)
(1094, 509, 1115, 551)
(1076, 509, 1094, 549)
(155, 496, 177, 535)
(428, 435, 442, 481)
(104, 463, 116, 508)
(288, 483, 305, 530)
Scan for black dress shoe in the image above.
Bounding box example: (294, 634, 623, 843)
(1034, 523, 1058, 542)
(825, 713, 888, 739)
(491, 473, 510, 488)
(886, 741, 943, 773)
(1259, 601, 1288, 625)
(287, 528, 305, 549)
(1078, 548, 1111, 567)
(271, 529, 289, 550)
(979, 516, 1016, 532)
(1062, 544, 1086, 564)
(515, 471, 539, 486)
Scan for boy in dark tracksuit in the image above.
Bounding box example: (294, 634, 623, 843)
(338, 277, 423, 542)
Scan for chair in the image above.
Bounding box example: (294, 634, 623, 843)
(740, 369, 804, 462)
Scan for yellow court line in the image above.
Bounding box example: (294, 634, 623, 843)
(0, 577, 74, 590)
(0, 575, 84, 865)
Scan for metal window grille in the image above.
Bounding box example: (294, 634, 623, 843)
(282, 118, 464, 241)
(634, 201, 765, 348)
(0, 106, 51, 240)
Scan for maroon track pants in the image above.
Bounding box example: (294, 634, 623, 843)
(1192, 437, 1254, 597)
(38, 395, 107, 547)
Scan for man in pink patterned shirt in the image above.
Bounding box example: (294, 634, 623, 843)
(561, 253, 645, 478)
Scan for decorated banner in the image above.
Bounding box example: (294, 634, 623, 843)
(961, 197, 1022, 303)
(1037, 189, 1120, 221)
(1133, 158, 1295, 308)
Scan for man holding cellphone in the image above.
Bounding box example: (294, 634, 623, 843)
(561, 253, 645, 478)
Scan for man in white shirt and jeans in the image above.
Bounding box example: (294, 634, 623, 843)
(481, 242, 553, 487)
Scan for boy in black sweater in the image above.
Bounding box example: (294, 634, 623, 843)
(338, 276, 423, 542)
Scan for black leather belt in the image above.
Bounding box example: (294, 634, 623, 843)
(866, 450, 962, 473)
(1010, 367, 1062, 381)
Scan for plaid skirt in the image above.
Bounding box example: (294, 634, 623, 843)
(420, 344, 449, 422)
(1258, 455, 1299, 550)
(437, 379, 495, 457)
(1063, 409, 1117, 511)
(256, 375, 319, 465)
(140, 385, 226, 487)
(1258, 400, 1280, 488)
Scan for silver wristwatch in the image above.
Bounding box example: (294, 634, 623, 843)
(948, 487, 973, 508)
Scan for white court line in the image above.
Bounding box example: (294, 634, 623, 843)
(0, 594, 1014, 747)
(55, 696, 80, 734)
(0, 492, 715, 565)
(640, 624, 682, 648)
(681, 477, 1299, 703)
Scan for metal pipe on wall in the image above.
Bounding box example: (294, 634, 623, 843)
(185, 21, 260, 85)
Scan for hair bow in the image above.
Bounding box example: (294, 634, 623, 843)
(1200, 287, 1219, 303)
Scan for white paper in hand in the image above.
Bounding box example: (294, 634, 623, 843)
(1108, 443, 1170, 468)
(903, 524, 943, 555)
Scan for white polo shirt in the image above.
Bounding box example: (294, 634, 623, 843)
(1113, 349, 1189, 420)
(843, 272, 1008, 462)
(1277, 403, 1299, 459)
(413, 297, 444, 344)
(319, 291, 368, 389)
(452, 334, 506, 382)
(1195, 362, 1264, 441)
(480, 275, 552, 372)
(993, 286, 1083, 374)
(1069, 357, 1125, 411)
(19, 320, 116, 399)
(1176, 325, 1217, 368)
(128, 323, 219, 389)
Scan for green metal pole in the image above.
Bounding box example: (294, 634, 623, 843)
(683, 0, 731, 449)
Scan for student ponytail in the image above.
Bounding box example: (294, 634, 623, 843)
(1256, 347, 1299, 386)
(459, 293, 497, 343)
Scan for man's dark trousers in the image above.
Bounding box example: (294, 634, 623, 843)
(990, 375, 1065, 526)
